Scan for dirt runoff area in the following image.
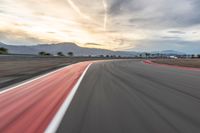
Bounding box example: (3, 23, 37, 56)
(0, 55, 105, 89)
(152, 59, 200, 68)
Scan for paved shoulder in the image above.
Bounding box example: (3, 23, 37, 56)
(57, 60, 200, 133)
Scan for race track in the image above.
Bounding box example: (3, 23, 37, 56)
(1, 60, 200, 133)
(57, 60, 200, 133)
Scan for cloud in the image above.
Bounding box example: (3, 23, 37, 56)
(130, 39, 200, 54)
(67, 0, 91, 20)
(0, 0, 200, 53)
(102, 0, 108, 30)
(84, 43, 103, 46)
(161, 36, 182, 39)
(108, 0, 200, 29)
(168, 31, 186, 34)
(108, 0, 145, 16)
(0, 27, 54, 45)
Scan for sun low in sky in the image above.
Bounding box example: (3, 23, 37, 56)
(0, 0, 200, 53)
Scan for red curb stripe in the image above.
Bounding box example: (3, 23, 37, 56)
(143, 60, 200, 71)
(0, 62, 91, 133)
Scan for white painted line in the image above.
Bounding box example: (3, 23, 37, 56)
(0, 64, 74, 95)
(44, 63, 92, 133)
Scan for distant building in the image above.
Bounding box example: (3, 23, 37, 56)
(169, 56, 178, 59)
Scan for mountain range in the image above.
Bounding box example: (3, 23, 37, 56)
(0, 42, 138, 57)
(0, 42, 185, 57)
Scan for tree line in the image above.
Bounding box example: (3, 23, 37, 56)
(0, 47, 8, 54)
(0, 47, 74, 56)
(38, 51, 73, 57)
(1, 47, 200, 58)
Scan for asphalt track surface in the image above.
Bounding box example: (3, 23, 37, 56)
(57, 60, 200, 133)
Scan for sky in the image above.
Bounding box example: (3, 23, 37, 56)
(0, 0, 200, 53)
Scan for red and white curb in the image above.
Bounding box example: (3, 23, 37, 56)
(45, 63, 92, 133)
(0, 61, 92, 133)
(143, 60, 200, 71)
(0, 65, 74, 95)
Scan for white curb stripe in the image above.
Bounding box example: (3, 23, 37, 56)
(45, 63, 92, 133)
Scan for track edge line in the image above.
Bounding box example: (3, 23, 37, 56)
(44, 63, 92, 133)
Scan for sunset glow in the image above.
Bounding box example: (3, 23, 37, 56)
(0, 0, 200, 53)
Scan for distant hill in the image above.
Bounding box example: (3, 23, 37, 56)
(159, 50, 185, 55)
(151, 50, 186, 56)
(0, 42, 138, 57)
(0, 42, 187, 57)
